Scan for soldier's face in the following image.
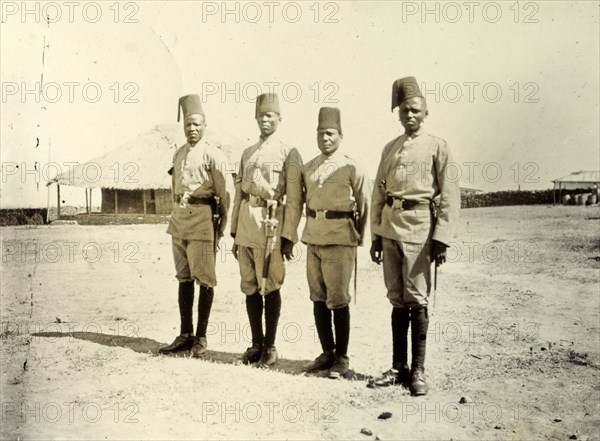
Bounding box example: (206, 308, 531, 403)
(398, 97, 428, 134)
(317, 128, 342, 157)
(256, 112, 281, 137)
(184, 114, 206, 144)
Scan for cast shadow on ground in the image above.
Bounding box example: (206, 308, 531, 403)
(32, 331, 370, 381)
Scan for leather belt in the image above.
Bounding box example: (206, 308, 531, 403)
(241, 192, 268, 208)
(176, 195, 213, 205)
(385, 196, 430, 210)
(306, 208, 354, 220)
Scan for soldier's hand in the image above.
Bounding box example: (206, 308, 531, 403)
(370, 237, 383, 264)
(430, 240, 448, 266)
(280, 237, 294, 261)
(232, 243, 239, 261)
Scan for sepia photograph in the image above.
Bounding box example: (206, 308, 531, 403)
(1, 1, 599, 439)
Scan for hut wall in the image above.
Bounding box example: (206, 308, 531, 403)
(101, 189, 144, 213)
(100, 188, 172, 214)
(155, 189, 172, 214)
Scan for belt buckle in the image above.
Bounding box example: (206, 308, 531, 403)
(179, 192, 190, 208)
(315, 210, 327, 220)
(392, 198, 404, 210)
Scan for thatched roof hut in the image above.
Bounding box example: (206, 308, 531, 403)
(48, 124, 245, 216)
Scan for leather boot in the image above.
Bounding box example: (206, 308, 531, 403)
(328, 354, 349, 379)
(241, 344, 262, 364)
(159, 334, 194, 353)
(191, 336, 208, 358)
(392, 307, 411, 384)
(304, 350, 336, 372)
(410, 366, 428, 396)
(259, 345, 278, 367)
(410, 306, 429, 396)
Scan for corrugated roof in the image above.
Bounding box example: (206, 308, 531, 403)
(552, 170, 600, 183)
(47, 124, 246, 190)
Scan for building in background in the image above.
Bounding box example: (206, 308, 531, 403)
(552, 171, 600, 205)
(47, 124, 243, 218)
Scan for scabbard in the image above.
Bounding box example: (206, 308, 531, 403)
(212, 196, 221, 258)
(430, 262, 438, 316)
(353, 251, 357, 305)
(260, 245, 273, 295)
(259, 202, 278, 295)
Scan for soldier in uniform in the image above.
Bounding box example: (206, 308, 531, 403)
(301, 107, 370, 379)
(159, 94, 229, 357)
(370, 77, 460, 395)
(231, 93, 303, 367)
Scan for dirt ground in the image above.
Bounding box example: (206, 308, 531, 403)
(1, 205, 599, 440)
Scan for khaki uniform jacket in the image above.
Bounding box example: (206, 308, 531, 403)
(231, 132, 303, 248)
(301, 151, 370, 246)
(167, 139, 229, 241)
(371, 128, 460, 245)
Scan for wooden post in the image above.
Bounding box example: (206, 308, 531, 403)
(89, 189, 93, 215)
(142, 189, 147, 215)
(114, 190, 118, 217)
(85, 188, 89, 214)
(57, 184, 61, 219)
(46, 184, 50, 224)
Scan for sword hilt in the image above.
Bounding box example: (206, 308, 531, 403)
(262, 200, 279, 236)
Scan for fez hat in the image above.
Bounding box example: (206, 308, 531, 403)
(255, 93, 281, 118)
(391, 76, 423, 111)
(178, 94, 204, 122)
(317, 107, 342, 134)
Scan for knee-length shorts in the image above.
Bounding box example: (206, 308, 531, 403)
(238, 245, 285, 295)
(172, 237, 216, 287)
(382, 238, 431, 308)
(307, 244, 356, 309)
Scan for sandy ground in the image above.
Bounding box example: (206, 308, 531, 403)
(1, 205, 599, 440)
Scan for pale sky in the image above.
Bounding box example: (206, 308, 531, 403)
(1, 1, 598, 208)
